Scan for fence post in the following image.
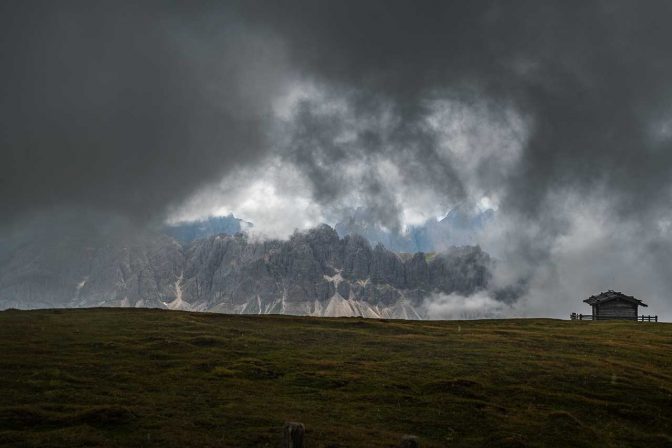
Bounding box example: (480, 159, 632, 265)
(283, 422, 305, 448)
(399, 435, 419, 448)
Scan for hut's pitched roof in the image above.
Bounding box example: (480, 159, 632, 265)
(583, 290, 647, 307)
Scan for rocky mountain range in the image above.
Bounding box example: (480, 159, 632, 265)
(335, 204, 495, 253)
(163, 214, 253, 243)
(0, 223, 493, 319)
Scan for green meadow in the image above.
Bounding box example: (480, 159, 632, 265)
(0, 308, 670, 447)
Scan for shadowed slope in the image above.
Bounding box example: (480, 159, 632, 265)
(0, 309, 670, 447)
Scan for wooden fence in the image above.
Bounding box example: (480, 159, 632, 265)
(570, 313, 658, 322)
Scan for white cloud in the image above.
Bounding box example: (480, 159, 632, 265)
(166, 157, 326, 239)
(166, 80, 672, 321)
(423, 291, 513, 320)
(425, 93, 531, 203)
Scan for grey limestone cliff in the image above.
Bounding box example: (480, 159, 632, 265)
(0, 224, 492, 319)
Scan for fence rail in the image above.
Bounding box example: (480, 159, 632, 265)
(570, 313, 658, 322)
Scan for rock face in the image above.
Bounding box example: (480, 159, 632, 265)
(0, 224, 492, 319)
(335, 204, 496, 253)
(163, 214, 253, 243)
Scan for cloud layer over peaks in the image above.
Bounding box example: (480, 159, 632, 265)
(4, 1, 672, 317)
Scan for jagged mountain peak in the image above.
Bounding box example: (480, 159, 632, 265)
(164, 214, 253, 243)
(335, 205, 495, 253)
(0, 224, 493, 319)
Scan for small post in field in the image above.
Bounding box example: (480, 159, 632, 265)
(399, 434, 419, 447)
(283, 422, 305, 448)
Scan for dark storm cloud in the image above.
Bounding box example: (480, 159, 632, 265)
(5, 0, 672, 225)
(235, 0, 672, 312)
(277, 94, 466, 231)
(240, 0, 672, 220)
(0, 1, 287, 223)
(4, 0, 672, 312)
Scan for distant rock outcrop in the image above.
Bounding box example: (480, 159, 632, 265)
(0, 224, 492, 319)
(335, 204, 495, 253)
(163, 214, 253, 243)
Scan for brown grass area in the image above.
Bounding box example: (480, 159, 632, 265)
(0, 309, 670, 447)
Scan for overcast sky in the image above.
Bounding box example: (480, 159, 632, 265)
(2, 0, 672, 317)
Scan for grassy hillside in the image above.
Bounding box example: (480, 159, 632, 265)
(0, 309, 670, 448)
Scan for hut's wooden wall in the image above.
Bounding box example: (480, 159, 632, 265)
(594, 299, 637, 320)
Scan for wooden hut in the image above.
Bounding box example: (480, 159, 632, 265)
(583, 290, 647, 320)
